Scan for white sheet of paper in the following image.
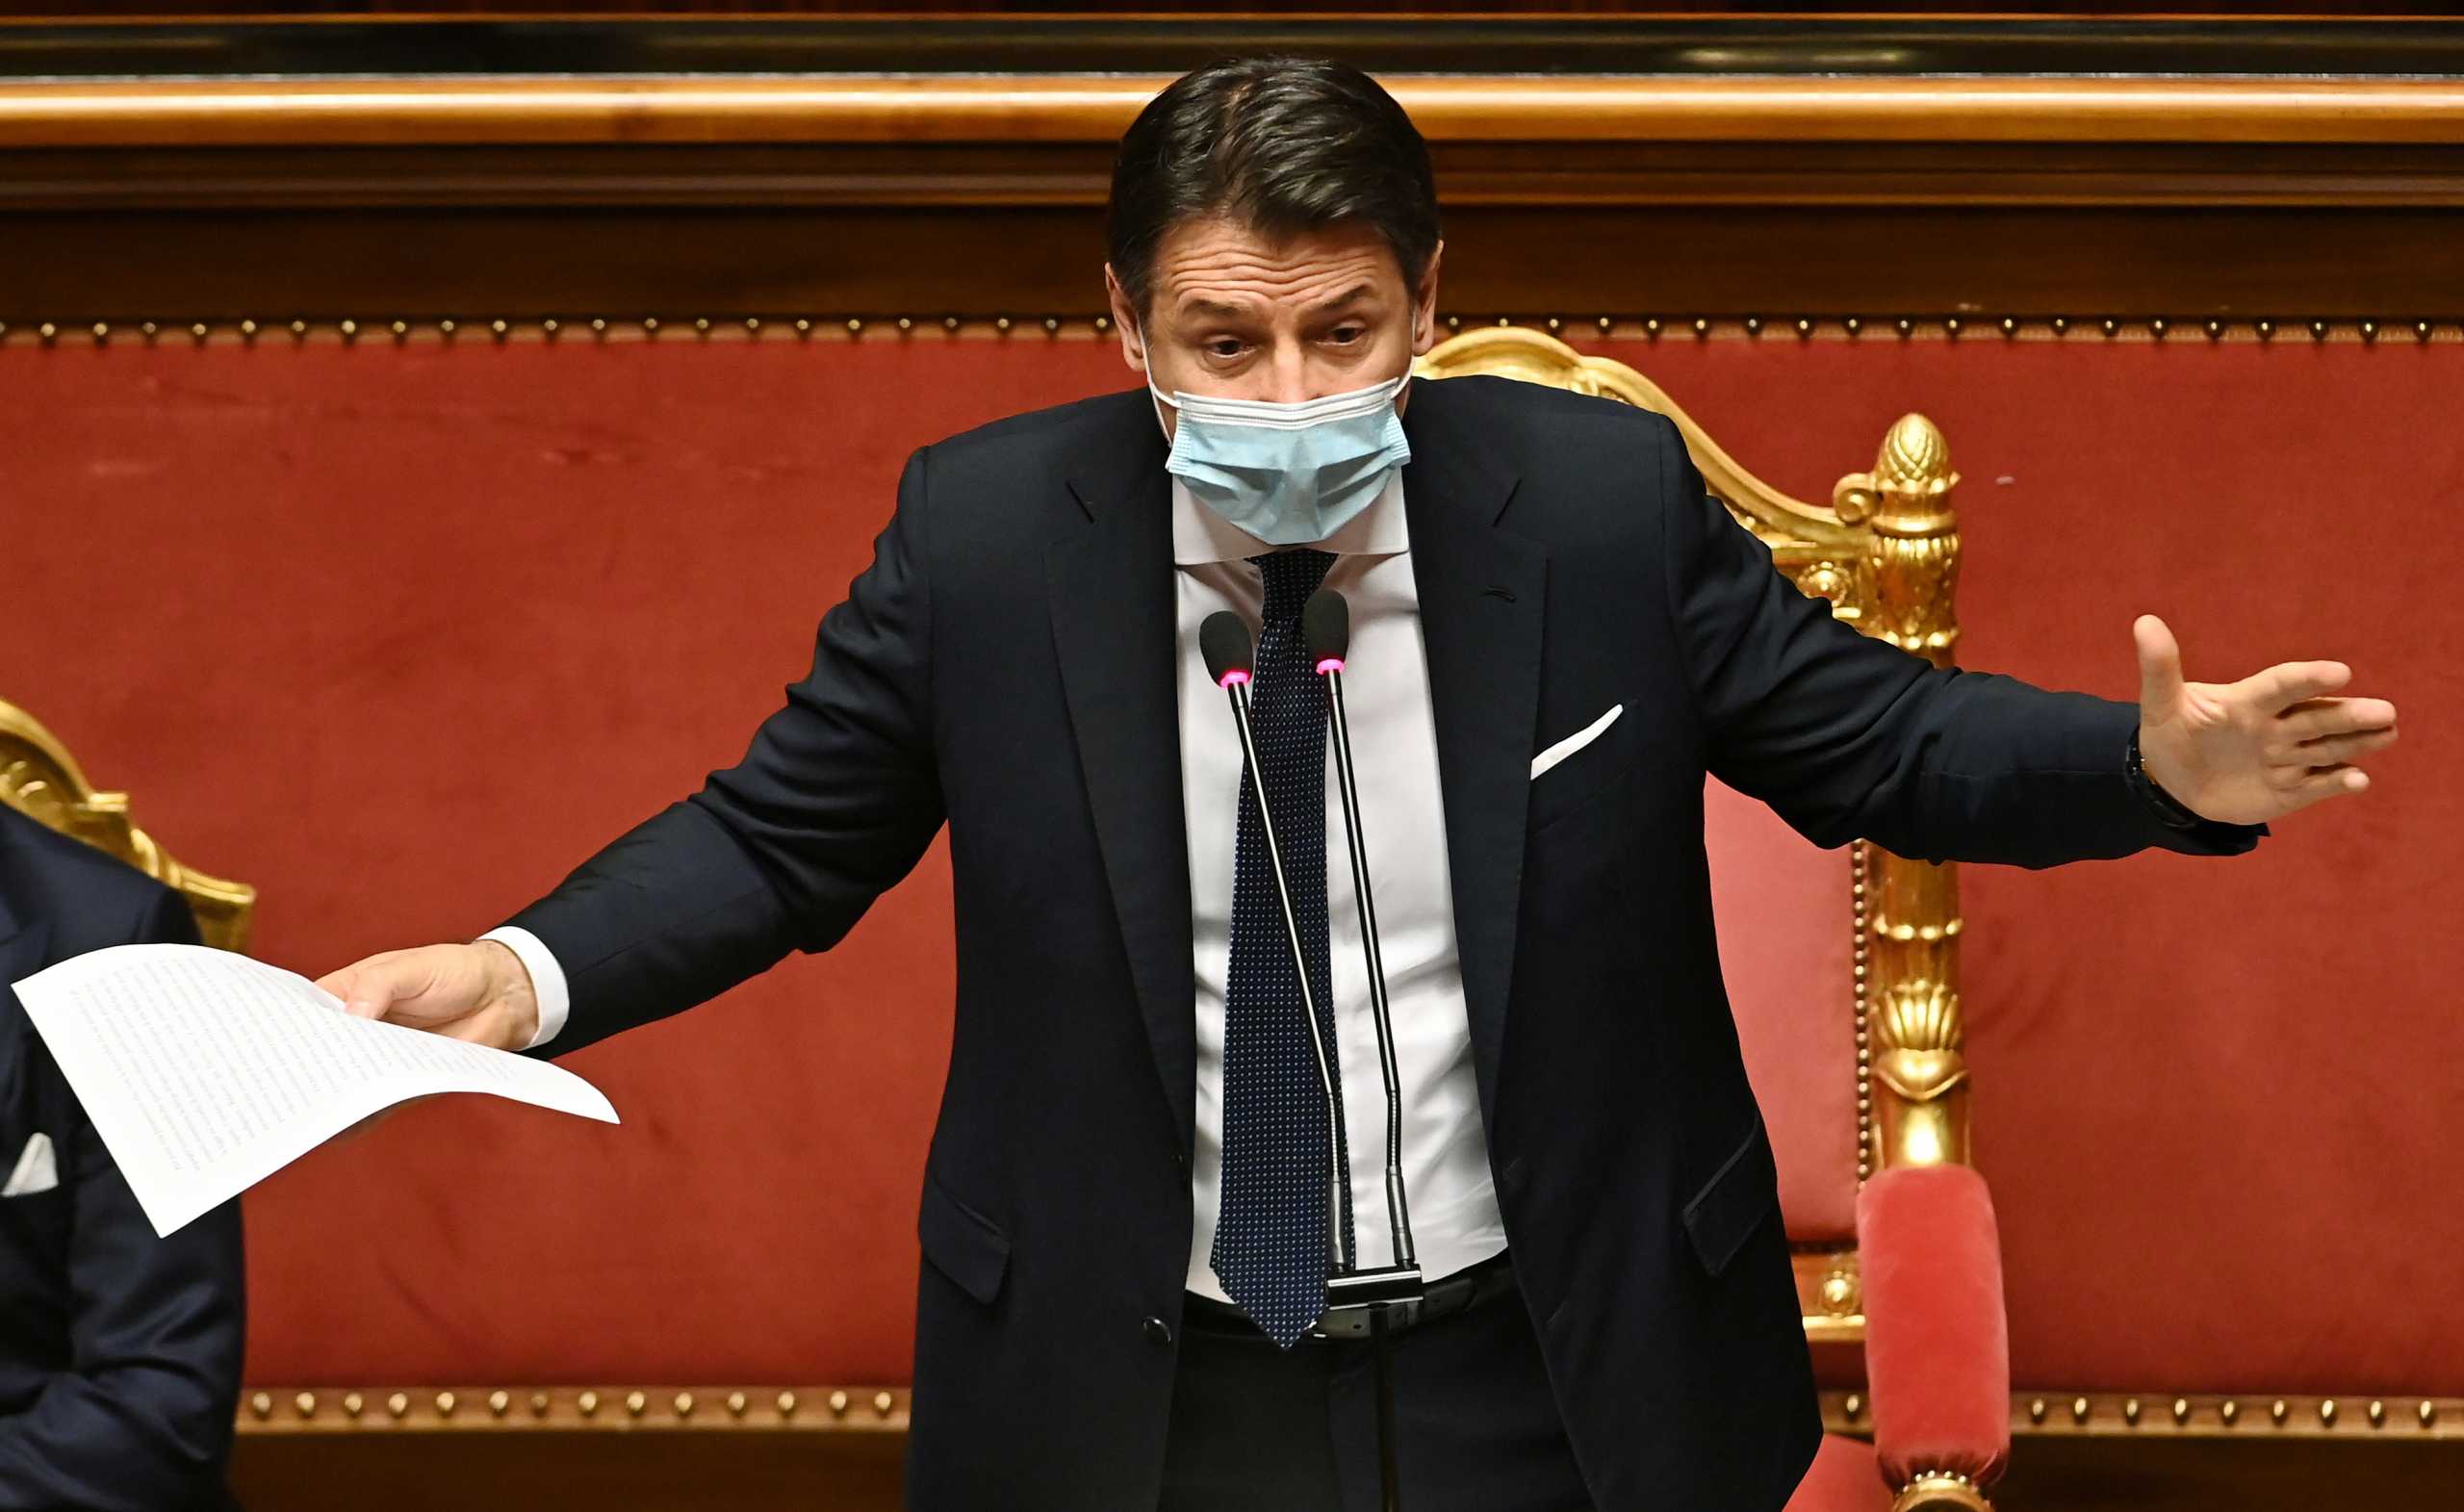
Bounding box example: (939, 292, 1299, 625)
(13, 943, 617, 1236)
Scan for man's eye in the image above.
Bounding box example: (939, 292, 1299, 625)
(1327, 326, 1367, 345)
(1205, 340, 1245, 358)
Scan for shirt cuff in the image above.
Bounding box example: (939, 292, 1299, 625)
(476, 925, 570, 1051)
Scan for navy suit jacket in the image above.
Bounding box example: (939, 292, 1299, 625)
(511, 375, 2258, 1510)
(0, 807, 246, 1512)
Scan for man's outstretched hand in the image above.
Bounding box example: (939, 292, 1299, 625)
(2135, 614, 2399, 826)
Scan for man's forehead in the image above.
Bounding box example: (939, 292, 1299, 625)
(1151, 220, 1401, 315)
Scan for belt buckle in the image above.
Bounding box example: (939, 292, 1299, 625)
(1312, 1264, 1424, 1341)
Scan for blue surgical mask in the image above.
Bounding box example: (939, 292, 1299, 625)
(1148, 370, 1413, 547)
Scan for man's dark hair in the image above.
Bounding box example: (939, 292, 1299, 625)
(1108, 57, 1441, 320)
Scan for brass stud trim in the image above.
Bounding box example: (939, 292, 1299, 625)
(230, 1384, 2464, 1439)
(13, 313, 2453, 348)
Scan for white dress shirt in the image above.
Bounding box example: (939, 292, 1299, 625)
(486, 469, 1507, 1303)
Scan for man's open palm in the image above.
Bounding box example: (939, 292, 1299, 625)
(2135, 614, 2398, 827)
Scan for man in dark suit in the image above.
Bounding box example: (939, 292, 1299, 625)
(319, 57, 2397, 1512)
(1, 805, 247, 1511)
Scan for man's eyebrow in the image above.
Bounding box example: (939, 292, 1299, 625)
(1182, 297, 1257, 321)
(1307, 284, 1381, 314)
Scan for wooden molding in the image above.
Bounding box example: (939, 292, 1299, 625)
(13, 75, 2464, 151)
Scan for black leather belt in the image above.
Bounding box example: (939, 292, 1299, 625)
(1182, 1250, 1518, 1343)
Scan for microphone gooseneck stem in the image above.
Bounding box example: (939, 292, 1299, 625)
(1323, 668, 1416, 1269)
(1222, 679, 1354, 1274)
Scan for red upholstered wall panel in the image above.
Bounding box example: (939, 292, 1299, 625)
(4, 330, 2452, 1394)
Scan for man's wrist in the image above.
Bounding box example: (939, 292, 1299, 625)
(2126, 728, 2205, 831)
(475, 925, 569, 1049)
(474, 938, 543, 1049)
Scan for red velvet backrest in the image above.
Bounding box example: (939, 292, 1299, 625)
(1705, 779, 1860, 1244)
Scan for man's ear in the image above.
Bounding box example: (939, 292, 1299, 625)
(1103, 264, 1147, 374)
(1412, 241, 1446, 354)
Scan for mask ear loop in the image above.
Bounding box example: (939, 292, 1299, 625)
(1140, 321, 1187, 443)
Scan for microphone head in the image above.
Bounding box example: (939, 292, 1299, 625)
(1199, 611, 1255, 688)
(1302, 588, 1351, 674)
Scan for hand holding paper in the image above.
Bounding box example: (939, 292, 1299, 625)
(13, 944, 617, 1237)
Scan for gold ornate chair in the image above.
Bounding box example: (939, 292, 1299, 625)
(1414, 328, 2004, 1512)
(0, 697, 256, 952)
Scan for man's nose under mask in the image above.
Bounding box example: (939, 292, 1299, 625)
(1149, 372, 1413, 548)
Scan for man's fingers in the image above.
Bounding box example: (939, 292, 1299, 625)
(2275, 762, 2372, 812)
(313, 951, 424, 1021)
(2248, 659, 2353, 710)
(2273, 696, 2398, 742)
(2280, 728, 2399, 765)
(2134, 614, 2186, 715)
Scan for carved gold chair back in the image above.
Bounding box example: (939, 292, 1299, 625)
(0, 697, 255, 953)
(1414, 327, 1971, 1343)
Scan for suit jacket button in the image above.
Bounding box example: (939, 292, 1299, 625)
(1142, 1316, 1174, 1347)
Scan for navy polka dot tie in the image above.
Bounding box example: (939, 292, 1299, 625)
(1213, 547, 1355, 1347)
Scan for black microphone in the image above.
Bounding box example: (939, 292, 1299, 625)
(1302, 589, 1419, 1512)
(1199, 609, 1349, 1274)
(1303, 589, 1423, 1295)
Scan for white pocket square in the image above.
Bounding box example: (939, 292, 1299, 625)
(1531, 705, 1624, 781)
(3, 1132, 58, 1197)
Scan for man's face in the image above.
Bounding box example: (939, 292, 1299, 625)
(1106, 217, 1443, 439)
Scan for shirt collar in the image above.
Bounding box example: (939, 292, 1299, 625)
(1169, 472, 1410, 567)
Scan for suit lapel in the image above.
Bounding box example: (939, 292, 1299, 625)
(1402, 380, 1546, 1121)
(1050, 403, 1199, 1156)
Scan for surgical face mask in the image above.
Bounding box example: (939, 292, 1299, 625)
(1147, 363, 1413, 547)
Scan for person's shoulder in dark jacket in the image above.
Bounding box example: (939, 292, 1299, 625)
(0, 803, 203, 960)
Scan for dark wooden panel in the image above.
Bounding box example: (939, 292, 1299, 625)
(10, 14, 2464, 82)
(13, 5, 2464, 24)
(8, 200, 2464, 324)
(229, 1430, 906, 1512)
(222, 1425, 2464, 1512)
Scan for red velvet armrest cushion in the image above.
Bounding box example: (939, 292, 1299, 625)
(1858, 1163, 2012, 1490)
